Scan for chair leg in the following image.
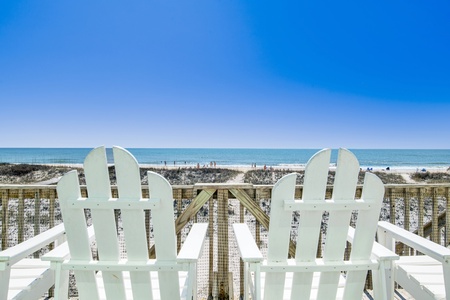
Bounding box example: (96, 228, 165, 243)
(251, 263, 261, 300)
(53, 263, 69, 300)
(187, 262, 196, 300)
(0, 266, 11, 300)
(372, 261, 393, 300)
(443, 264, 450, 299)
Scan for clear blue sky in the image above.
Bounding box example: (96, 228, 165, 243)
(1, 1, 449, 148)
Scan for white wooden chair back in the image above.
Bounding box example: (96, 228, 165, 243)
(264, 148, 384, 300)
(57, 146, 180, 300)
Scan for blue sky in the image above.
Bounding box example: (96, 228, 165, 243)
(1, 1, 449, 148)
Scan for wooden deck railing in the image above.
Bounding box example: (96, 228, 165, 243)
(1, 183, 449, 299)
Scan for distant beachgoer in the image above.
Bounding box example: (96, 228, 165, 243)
(214, 161, 216, 167)
(174, 161, 176, 166)
(264, 164, 267, 171)
(164, 161, 166, 166)
(386, 167, 390, 171)
(197, 163, 200, 169)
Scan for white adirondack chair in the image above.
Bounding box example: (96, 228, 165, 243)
(42, 146, 208, 300)
(0, 223, 66, 300)
(377, 221, 450, 300)
(233, 148, 398, 300)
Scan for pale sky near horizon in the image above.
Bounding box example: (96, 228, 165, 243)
(1, 1, 449, 149)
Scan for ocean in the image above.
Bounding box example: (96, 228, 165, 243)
(0, 148, 449, 169)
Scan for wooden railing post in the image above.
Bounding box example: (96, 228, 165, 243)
(192, 188, 198, 223)
(1, 190, 9, 250)
(418, 187, 425, 238)
(175, 188, 182, 252)
(33, 190, 41, 258)
(446, 187, 450, 246)
(432, 187, 440, 244)
(217, 189, 229, 299)
(389, 188, 395, 225)
(50, 189, 56, 228)
(209, 191, 215, 298)
(34, 190, 40, 235)
(18, 189, 25, 243)
(239, 191, 246, 299)
(403, 188, 410, 255)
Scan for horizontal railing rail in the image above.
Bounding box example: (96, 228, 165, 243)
(1, 183, 449, 299)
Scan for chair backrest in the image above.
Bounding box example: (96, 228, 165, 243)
(57, 146, 179, 300)
(265, 148, 384, 300)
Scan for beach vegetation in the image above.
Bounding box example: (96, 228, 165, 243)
(141, 167, 241, 185)
(0, 163, 50, 176)
(0, 163, 73, 184)
(371, 172, 406, 184)
(410, 171, 450, 183)
(244, 169, 407, 185)
(76, 166, 242, 185)
(3, 164, 450, 185)
(244, 169, 299, 185)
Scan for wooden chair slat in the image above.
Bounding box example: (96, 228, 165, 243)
(291, 149, 331, 300)
(84, 146, 126, 300)
(113, 146, 154, 299)
(58, 170, 100, 299)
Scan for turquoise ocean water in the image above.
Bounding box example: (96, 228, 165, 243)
(0, 148, 449, 169)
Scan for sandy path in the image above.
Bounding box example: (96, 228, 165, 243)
(400, 173, 415, 184)
(227, 173, 245, 183)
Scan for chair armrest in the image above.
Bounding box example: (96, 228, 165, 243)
(347, 226, 398, 261)
(378, 221, 450, 262)
(0, 223, 65, 266)
(42, 224, 96, 263)
(42, 242, 70, 262)
(232, 223, 263, 263)
(178, 223, 208, 263)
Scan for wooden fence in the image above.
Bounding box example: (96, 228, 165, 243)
(1, 183, 449, 299)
